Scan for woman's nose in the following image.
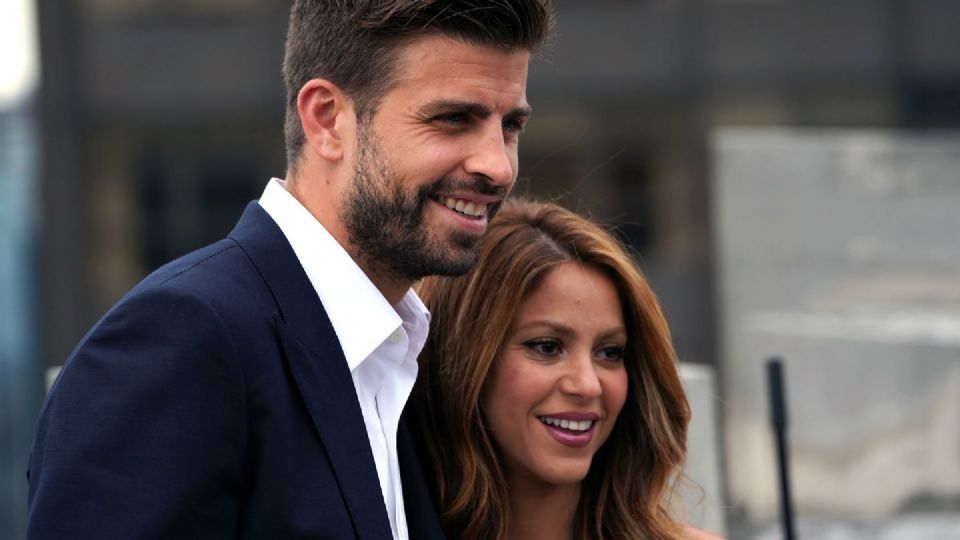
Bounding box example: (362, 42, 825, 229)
(559, 355, 603, 399)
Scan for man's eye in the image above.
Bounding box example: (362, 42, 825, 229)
(503, 118, 526, 133)
(526, 339, 561, 356)
(435, 112, 469, 125)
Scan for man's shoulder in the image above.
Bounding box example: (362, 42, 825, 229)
(148, 238, 247, 286)
(69, 237, 280, 367)
(139, 238, 259, 295)
(111, 237, 271, 324)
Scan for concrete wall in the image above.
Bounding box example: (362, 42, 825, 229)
(680, 363, 728, 537)
(712, 128, 960, 533)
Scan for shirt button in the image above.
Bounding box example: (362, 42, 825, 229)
(389, 330, 403, 344)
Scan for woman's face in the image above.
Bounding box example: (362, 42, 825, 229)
(482, 262, 629, 490)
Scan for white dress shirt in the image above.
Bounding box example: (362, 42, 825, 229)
(259, 178, 429, 540)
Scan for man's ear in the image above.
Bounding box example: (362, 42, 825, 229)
(297, 79, 353, 162)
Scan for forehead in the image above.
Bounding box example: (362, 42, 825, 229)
(515, 263, 624, 326)
(384, 33, 531, 110)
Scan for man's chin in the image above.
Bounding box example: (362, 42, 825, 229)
(423, 254, 479, 278)
(412, 241, 481, 278)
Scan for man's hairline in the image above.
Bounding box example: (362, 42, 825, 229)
(288, 32, 540, 172)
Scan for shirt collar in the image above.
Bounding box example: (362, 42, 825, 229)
(258, 178, 429, 371)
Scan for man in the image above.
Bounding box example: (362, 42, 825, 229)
(26, 1, 552, 538)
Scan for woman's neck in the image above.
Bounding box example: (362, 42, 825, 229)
(505, 480, 581, 540)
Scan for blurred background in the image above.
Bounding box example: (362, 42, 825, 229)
(2, 0, 959, 538)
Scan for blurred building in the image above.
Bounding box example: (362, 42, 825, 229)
(36, 0, 960, 370)
(29, 0, 960, 539)
(0, 102, 42, 540)
(37, 0, 289, 371)
(1, 1, 40, 538)
(714, 128, 960, 539)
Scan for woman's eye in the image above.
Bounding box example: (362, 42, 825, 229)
(597, 345, 625, 362)
(526, 339, 561, 356)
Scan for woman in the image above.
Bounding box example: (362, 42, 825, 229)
(410, 198, 718, 539)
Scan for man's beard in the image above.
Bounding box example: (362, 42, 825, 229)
(343, 124, 506, 283)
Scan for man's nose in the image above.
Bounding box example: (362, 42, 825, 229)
(463, 125, 515, 188)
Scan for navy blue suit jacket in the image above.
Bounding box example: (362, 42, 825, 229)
(27, 203, 445, 539)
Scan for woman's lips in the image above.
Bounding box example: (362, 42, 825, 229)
(538, 415, 597, 448)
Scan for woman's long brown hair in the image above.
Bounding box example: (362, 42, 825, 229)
(410, 198, 691, 539)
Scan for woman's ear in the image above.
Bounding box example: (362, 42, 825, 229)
(296, 79, 353, 162)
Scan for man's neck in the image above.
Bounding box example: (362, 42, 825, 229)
(356, 259, 411, 306)
(283, 174, 410, 305)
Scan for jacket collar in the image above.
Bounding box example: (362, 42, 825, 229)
(228, 202, 393, 539)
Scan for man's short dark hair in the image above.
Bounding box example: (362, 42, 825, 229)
(282, 0, 554, 170)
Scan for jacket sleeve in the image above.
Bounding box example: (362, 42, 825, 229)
(26, 285, 248, 540)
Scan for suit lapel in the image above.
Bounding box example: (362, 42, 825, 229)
(228, 202, 392, 539)
(275, 319, 392, 539)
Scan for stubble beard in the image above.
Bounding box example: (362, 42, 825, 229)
(343, 124, 501, 283)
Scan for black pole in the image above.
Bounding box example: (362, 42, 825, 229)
(767, 357, 796, 540)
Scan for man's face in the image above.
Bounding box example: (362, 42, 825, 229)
(342, 34, 531, 282)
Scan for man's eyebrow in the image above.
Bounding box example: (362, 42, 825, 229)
(506, 105, 533, 120)
(421, 99, 532, 119)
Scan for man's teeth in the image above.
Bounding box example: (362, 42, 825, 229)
(443, 197, 487, 218)
(539, 416, 593, 432)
